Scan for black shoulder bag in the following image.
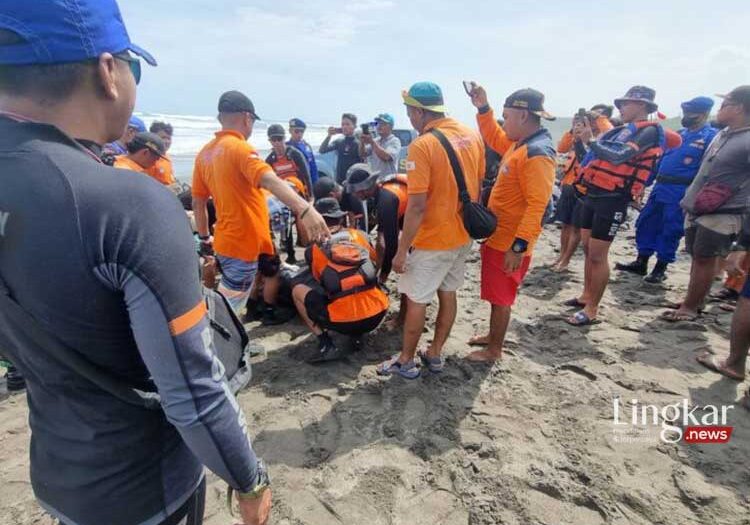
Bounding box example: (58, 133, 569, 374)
(430, 129, 497, 240)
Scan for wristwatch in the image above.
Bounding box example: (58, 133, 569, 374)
(511, 238, 528, 254)
(229, 458, 271, 509)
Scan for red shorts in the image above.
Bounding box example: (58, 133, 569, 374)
(480, 244, 531, 306)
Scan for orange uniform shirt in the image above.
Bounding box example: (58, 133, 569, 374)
(310, 229, 389, 323)
(113, 155, 147, 173)
(146, 156, 176, 185)
(191, 130, 273, 262)
(406, 117, 485, 251)
(477, 109, 556, 254)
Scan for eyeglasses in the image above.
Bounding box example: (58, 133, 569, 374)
(269, 136, 284, 142)
(114, 53, 141, 85)
(290, 128, 304, 133)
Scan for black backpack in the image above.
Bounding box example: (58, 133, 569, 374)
(0, 275, 252, 410)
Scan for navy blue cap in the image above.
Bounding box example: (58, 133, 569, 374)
(681, 96, 714, 114)
(0, 0, 157, 66)
(289, 118, 307, 130)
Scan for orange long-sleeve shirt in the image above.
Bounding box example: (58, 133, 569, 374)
(477, 109, 556, 254)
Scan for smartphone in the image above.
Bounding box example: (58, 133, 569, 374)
(333, 127, 343, 134)
(361, 123, 370, 135)
(577, 107, 587, 119)
(463, 80, 476, 96)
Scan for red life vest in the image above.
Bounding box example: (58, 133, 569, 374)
(581, 121, 665, 199)
(379, 174, 408, 219)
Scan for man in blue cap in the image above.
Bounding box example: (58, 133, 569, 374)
(617, 96, 717, 283)
(359, 112, 401, 176)
(287, 117, 319, 183)
(104, 114, 146, 156)
(0, 1, 271, 524)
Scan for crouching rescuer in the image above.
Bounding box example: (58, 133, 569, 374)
(292, 198, 389, 362)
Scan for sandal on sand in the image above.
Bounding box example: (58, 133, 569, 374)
(563, 298, 587, 309)
(417, 348, 444, 374)
(565, 310, 600, 327)
(376, 355, 420, 379)
(710, 288, 739, 302)
(660, 310, 699, 322)
(696, 352, 745, 381)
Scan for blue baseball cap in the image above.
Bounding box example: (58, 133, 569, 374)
(374, 113, 395, 126)
(128, 116, 146, 132)
(289, 118, 307, 130)
(0, 0, 157, 67)
(402, 82, 446, 112)
(681, 96, 714, 114)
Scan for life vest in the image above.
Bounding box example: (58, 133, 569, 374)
(270, 148, 307, 197)
(379, 173, 408, 219)
(581, 121, 665, 199)
(313, 230, 378, 300)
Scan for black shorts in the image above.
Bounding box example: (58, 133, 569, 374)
(577, 196, 629, 242)
(303, 290, 386, 335)
(685, 225, 736, 258)
(555, 184, 581, 226)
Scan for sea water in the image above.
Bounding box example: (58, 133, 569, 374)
(137, 112, 333, 183)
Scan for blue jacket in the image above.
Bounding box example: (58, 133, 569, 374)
(649, 124, 717, 203)
(287, 138, 319, 183)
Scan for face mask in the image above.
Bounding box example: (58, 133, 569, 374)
(681, 115, 702, 128)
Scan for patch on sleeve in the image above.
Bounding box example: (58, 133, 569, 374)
(405, 160, 416, 171)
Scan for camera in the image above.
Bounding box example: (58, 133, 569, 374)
(361, 123, 370, 135)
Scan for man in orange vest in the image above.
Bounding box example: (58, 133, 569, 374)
(291, 198, 389, 362)
(345, 163, 408, 284)
(566, 86, 673, 326)
(113, 131, 167, 174)
(146, 120, 176, 185)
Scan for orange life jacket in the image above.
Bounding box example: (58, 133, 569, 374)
(311, 229, 388, 322)
(379, 174, 408, 219)
(270, 149, 307, 197)
(581, 121, 665, 199)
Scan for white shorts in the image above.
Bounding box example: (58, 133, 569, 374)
(398, 242, 472, 304)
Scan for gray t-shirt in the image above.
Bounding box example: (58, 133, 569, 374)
(365, 133, 401, 176)
(682, 126, 750, 215)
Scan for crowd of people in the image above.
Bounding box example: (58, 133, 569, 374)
(1, 1, 749, 525)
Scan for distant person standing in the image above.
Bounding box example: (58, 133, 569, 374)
(287, 118, 319, 184)
(466, 85, 556, 362)
(616, 96, 717, 283)
(377, 82, 485, 378)
(192, 91, 329, 313)
(359, 113, 401, 176)
(319, 112, 362, 184)
(663, 86, 750, 322)
(113, 131, 168, 173)
(146, 120, 176, 185)
(104, 114, 145, 156)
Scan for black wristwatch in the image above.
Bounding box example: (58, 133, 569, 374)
(511, 238, 528, 254)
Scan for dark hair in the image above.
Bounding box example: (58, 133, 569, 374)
(341, 113, 357, 125)
(149, 121, 173, 136)
(126, 141, 148, 154)
(0, 30, 94, 103)
(324, 215, 345, 228)
(590, 104, 614, 118)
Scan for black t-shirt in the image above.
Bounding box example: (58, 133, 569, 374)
(321, 135, 361, 183)
(374, 187, 401, 276)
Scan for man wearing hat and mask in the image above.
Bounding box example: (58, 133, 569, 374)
(0, 1, 274, 524)
(617, 96, 717, 283)
(192, 90, 329, 313)
(566, 86, 677, 326)
(346, 163, 409, 285)
(287, 118, 319, 184)
(113, 131, 168, 174)
(359, 113, 401, 176)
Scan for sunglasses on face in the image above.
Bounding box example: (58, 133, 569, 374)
(269, 136, 284, 142)
(114, 53, 141, 85)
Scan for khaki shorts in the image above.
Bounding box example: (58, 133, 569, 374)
(398, 242, 472, 304)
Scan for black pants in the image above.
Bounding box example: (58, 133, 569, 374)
(61, 478, 206, 525)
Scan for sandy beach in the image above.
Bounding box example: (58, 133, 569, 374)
(2, 222, 749, 525)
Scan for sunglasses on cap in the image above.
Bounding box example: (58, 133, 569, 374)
(114, 52, 141, 85)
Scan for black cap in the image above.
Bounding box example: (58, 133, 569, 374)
(344, 163, 380, 193)
(130, 132, 166, 158)
(504, 88, 555, 120)
(717, 85, 750, 112)
(218, 90, 260, 120)
(267, 124, 285, 138)
(313, 177, 342, 200)
(314, 197, 347, 219)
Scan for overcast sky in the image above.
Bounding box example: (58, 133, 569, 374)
(120, 0, 750, 126)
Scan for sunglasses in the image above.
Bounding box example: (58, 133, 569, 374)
(269, 136, 284, 142)
(114, 53, 142, 85)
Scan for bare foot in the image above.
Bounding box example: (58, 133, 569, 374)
(467, 349, 503, 362)
(468, 334, 490, 346)
(551, 262, 570, 273)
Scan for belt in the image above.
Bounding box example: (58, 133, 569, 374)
(655, 175, 692, 186)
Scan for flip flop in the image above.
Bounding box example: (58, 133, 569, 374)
(660, 310, 699, 322)
(376, 355, 420, 379)
(695, 352, 745, 381)
(417, 348, 444, 374)
(562, 298, 587, 309)
(468, 335, 489, 347)
(709, 288, 739, 302)
(565, 310, 600, 327)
